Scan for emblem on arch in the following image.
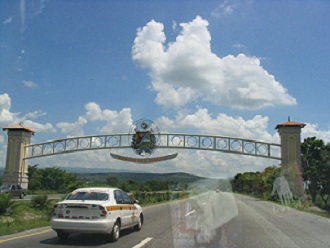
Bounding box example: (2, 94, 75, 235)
(129, 119, 159, 156)
(110, 119, 178, 163)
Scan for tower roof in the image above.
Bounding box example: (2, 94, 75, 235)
(275, 120, 306, 129)
(3, 125, 35, 134)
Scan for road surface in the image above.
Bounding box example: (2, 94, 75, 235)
(1, 192, 329, 247)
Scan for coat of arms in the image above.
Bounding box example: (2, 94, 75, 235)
(130, 120, 158, 156)
(110, 119, 178, 163)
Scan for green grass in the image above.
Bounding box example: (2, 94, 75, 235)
(0, 200, 56, 236)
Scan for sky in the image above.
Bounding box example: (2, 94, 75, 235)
(1, 0, 330, 179)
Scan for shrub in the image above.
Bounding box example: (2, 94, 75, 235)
(0, 193, 13, 214)
(31, 195, 48, 210)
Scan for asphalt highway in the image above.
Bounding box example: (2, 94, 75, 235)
(1, 192, 329, 247)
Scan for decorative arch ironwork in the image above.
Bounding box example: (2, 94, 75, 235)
(24, 133, 281, 160)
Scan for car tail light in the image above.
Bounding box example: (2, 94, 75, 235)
(99, 206, 107, 216)
(52, 204, 58, 215)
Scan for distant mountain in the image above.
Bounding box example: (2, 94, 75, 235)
(75, 171, 219, 186)
(0, 166, 220, 188)
(61, 167, 141, 174)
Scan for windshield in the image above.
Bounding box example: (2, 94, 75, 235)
(66, 191, 108, 201)
(0, 184, 10, 190)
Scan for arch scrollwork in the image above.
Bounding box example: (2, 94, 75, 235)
(24, 133, 281, 160)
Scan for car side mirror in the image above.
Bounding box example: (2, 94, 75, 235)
(133, 199, 139, 204)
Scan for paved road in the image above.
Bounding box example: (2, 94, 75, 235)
(1, 192, 329, 247)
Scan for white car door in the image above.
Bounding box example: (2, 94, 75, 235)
(114, 190, 126, 225)
(120, 190, 137, 227)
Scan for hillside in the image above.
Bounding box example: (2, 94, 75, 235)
(75, 171, 218, 185)
(0, 167, 220, 189)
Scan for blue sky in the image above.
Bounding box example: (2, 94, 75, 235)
(1, 0, 329, 178)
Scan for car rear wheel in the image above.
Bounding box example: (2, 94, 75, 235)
(109, 221, 120, 242)
(56, 230, 69, 240)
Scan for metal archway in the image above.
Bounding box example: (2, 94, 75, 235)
(24, 133, 281, 160)
(2, 120, 305, 191)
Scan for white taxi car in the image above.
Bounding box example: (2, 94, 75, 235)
(51, 187, 143, 241)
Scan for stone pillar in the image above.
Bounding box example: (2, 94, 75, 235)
(275, 119, 305, 196)
(2, 125, 35, 189)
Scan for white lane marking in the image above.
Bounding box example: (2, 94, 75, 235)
(185, 210, 196, 217)
(132, 237, 153, 248)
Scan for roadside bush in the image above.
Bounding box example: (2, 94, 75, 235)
(0, 193, 13, 214)
(31, 194, 48, 210)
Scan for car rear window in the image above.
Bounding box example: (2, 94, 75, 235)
(66, 191, 109, 201)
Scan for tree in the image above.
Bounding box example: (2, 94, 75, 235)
(301, 137, 330, 206)
(106, 177, 119, 187)
(27, 165, 83, 192)
(119, 182, 129, 192)
(232, 173, 243, 192)
(64, 173, 84, 191)
(242, 172, 254, 193)
(318, 143, 330, 209)
(231, 166, 280, 198)
(257, 166, 281, 198)
(38, 167, 66, 190)
(27, 164, 41, 190)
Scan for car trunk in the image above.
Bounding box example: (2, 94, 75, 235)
(54, 201, 108, 220)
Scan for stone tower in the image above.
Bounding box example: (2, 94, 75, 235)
(2, 125, 35, 189)
(276, 119, 305, 196)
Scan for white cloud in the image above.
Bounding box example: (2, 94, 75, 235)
(23, 80, 37, 88)
(211, 0, 236, 18)
(20, 0, 26, 33)
(3, 16, 12, 24)
(0, 93, 55, 133)
(55, 102, 133, 136)
(24, 120, 56, 133)
(172, 21, 177, 31)
(132, 16, 297, 110)
(85, 102, 103, 121)
(30, 0, 46, 18)
(157, 109, 277, 143)
(132, 19, 166, 70)
(233, 43, 246, 49)
(84, 102, 133, 133)
(24, 110, 46, 119)
(57, 116, 87, 136)
(20, 0, 47, 33)
(0, 93, 18, 124)
(99, 108, 132, 133)
(302, 123, 330, 143)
